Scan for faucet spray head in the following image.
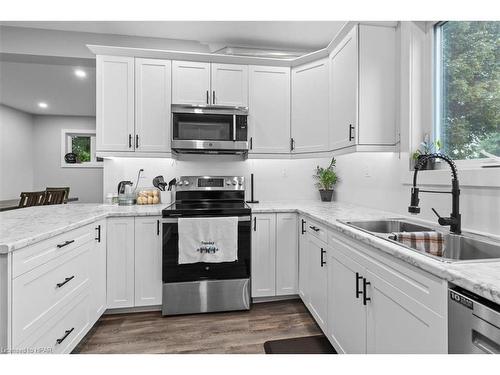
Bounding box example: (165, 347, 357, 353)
(408, 187, 421, 214)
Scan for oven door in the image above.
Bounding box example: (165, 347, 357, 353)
(171, 111, 248, 152)
(162, 216, 251, 283)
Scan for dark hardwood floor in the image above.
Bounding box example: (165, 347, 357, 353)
(74, 299, 322, 354)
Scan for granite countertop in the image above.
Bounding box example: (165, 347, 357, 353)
(1, 200, 499, 304)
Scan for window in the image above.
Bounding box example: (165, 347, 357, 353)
(61, 129, 103, 168)
(434, 21, 499, 160)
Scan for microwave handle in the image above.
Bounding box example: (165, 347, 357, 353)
(233, 115, 236, 141)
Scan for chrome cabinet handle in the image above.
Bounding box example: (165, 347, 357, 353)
(56, 328, 74, 345)
(56, 275, 75, 288)
(57, 240, 74, 248)
(355, 272, 363, 298)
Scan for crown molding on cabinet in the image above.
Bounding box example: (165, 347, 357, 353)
(86, 21, 396, 68)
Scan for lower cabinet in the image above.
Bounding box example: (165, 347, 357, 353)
(326, 232, 447, 354)
(306, 235, 328, 332)
(251, 213, 298, 298)
(298, 216, 309, 301)
(134, 217, 162, 307)
(107, 216, 163, 309)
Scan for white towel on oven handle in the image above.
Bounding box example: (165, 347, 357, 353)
(178, 217, 238, 264)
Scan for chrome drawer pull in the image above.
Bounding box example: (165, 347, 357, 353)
(56, 327, 75, 345)
(56, 276, 75, 288)
(57, 240, 74, 248)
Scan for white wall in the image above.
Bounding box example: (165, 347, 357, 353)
(32, 115, 103, 203)
(103, 156, 332, 202)
(0, 104, 34, 200)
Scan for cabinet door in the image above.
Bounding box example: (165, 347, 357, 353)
(298, 217, 309, 302)
(251, 214, 276, 297)
(365, 269, 447, 353)
(172, 60, 211, 105)
(248, 66, 291, 154)
(134, 217, 162, 307)
(276, 213, 298, 296)
(106, 217, 135, 309)
(89, 220, 107, 323)
(211, 63, 248, 106)
(358, 25, 396, 145)
(96, 55, 135, 152)
(329, 26, 358, 150)
(328, 239, 366, 354)
(135, 58, 171, 153)
(307, 235, 328, 332)
(291, 58, 330, 153)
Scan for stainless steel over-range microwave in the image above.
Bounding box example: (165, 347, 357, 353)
(171, 104, 249, 154)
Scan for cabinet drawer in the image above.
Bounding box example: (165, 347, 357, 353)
(12, 240, 91, 347)
(306, 218, 328, 243)
(17, 291, 90, 354)
(13, 223, 96, 278)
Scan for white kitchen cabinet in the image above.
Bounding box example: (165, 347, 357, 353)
(211, 63, 248, 107)
(172, 61, 211, 105)
(291, 58, 330, 153)
(327, 231, 447, 354)
(134, 217, 162, 307)
(135, 59, 171, 153)
(298, 216, 309, 301)
(329, 25, 396, 151)
(276, 213, 298, 295)
(96, 55, 135, 152)
(251, 214, 276, 297)
(89, 220, 107, 324)
(328, 244, 366, 354)
(365, 269, 446, 353)
(306, 235, 328, 331)
(248, 66, 291, 154)
(106, 217, 135, 309)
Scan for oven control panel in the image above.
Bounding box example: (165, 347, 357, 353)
(176, 176, 245, 191)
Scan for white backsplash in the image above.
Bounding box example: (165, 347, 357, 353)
(103, 155, 333, 203)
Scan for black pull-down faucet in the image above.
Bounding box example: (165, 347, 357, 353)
(408, 153, 461, 235)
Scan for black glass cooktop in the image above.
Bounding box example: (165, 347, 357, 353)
(162, 200, 251, 217)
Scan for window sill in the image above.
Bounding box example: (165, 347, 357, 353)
(401, 164, 500, 188)
(60, 163, 103, 169)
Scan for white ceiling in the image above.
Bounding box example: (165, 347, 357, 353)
(0, 21, 346, 51)
(0, 60, 96, 116)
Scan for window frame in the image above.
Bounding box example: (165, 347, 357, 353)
(60, 129, 103, 168)
(432, 21, 500, 168)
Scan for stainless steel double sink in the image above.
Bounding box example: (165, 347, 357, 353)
(339, 219, 500, 263)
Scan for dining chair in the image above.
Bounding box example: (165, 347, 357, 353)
(18, 191, 46, 208)
(45, 187, 70, 203)
(44, 189, 67, 205)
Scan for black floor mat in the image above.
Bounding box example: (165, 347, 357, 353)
(264, 335, 337, 354)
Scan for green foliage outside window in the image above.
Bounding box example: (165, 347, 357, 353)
(438, 21, 499, 160)
(71, 136, 91, 163)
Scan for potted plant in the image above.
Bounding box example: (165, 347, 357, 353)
(314, 157, 338, 202)
(412, 137, 442, 170)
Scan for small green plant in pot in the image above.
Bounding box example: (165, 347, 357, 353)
(411, 136, 442, 170)
(314, 157, 338, 202)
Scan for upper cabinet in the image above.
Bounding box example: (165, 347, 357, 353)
(211, 63, 248, 107)
(172, 61, 248, 106)
(248, 66, 291, 154)
(172, 61, 211, 105)
(96, 56, 172, 155)
(135, 59, 171, 153)
(291, 58, 330, 153)
(329, 25, 396, 151)
(96, 55, 135, 152)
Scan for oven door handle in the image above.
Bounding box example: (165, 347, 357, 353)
(160, 216, 251, 224)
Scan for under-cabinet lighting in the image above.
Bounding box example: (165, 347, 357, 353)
(74, 69, 87, 78)
(38, 102, 48, 109)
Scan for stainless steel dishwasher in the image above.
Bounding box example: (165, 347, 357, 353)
(448, 285, 500, 353)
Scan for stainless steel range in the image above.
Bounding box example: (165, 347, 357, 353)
(161, 176, 251, 316)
